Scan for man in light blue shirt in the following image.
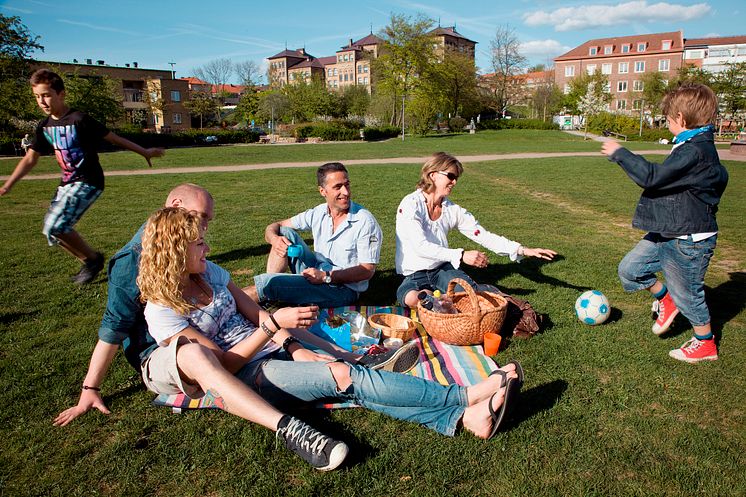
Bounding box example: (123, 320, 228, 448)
(248, 162, 382, 308)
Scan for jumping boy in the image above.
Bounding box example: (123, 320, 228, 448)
(0, 69, 164, 284)
(601, 83, 728, 363)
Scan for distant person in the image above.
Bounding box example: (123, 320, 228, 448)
(247, 162, 382, 308)
(0, 68, 164, 284)
(20, 133, 31, 153)
(602, 83, 728, 363)
(395, 152, 557, 308)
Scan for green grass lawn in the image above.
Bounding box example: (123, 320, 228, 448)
(1, 145, 744, 496)
(1, 129, 673, 176)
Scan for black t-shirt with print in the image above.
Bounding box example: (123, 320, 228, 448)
(30, 109, 109, 189)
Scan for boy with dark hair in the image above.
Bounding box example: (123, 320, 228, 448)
(1, 69, 164, 284)
(602, 83, 728, 363)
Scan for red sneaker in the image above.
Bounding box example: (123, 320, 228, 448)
(651, 292, 679, 335)
(669, 337, 718, 363)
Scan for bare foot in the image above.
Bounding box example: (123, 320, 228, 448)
(462, 385, 507, 439)
(465, 363, 518, 406)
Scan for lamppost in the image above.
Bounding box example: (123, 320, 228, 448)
(639, 98, 645, 137)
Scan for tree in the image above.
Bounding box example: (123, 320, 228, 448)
(57, 68, 123, 127)
(339, 85, 370, 117)
(235, 60, 261, 87)
(194, 58, 233, 121)
(185, 90, 218, 129)
(426, 51, 480, 120)
(256, 90, 290, 130)
(0, 14, 44, 134)
(488, 25, 526, 117)
(282, 77, 337, 122)
(530, 74, 563, 121)
(374, 13, 435, 134)
(637, 71, 670, 117)
(712, 62, 746, 129)
(563, 71, 611, 138)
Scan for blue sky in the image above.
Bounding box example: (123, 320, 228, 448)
(2, 0, 743, 82)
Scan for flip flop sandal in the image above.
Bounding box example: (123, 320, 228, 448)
(488, 369, 508, 388)
(506, 360, 525, 388)
(487, 377, 520, 439)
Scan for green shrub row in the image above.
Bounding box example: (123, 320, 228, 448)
(477, 118, 559, 131)
(109, 129, 261, 149)
(362, 125, 400, 141)
(585, 112, 672, 142)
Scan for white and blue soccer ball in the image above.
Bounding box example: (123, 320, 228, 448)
(575, 290, 610, 325)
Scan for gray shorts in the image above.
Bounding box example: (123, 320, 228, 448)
(141, 336, 203, 399)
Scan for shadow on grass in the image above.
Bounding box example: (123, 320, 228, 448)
(0, 310, 40, 325)
(708, 271, 746, 344)
(211, 238, 314, 265)
(508, 379, 569, 429)
(479, 255, 587, 296)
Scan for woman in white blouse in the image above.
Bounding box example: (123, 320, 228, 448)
(395, 152, 557, 308)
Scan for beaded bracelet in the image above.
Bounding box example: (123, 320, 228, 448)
(260, 321, 276, 339)
(282, 336, 300, 353)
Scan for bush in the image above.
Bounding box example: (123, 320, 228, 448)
(292, 121, 362, 141)
(477, 118, 559, 131)
(109, 128, 261, 149)
(362, 125, 400, 141)
(448, 117, 468, 132)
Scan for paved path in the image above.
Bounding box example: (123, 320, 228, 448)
(3, 147, 744, 181)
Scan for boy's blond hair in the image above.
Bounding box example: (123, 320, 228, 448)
(661, 83, 718, 128)
(138, 207, 203, 316)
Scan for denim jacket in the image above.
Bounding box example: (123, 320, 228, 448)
(97, 224, 158, 371)
(609, 132, 728, 236)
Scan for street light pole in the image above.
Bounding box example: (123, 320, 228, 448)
(639, 98, 645, 137)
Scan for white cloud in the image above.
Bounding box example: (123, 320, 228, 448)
(520, 39, 571, 58)
(523, 1, 711, 31)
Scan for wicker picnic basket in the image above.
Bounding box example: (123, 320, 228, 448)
(417, 278, 508, 346)
(367, 313, 417, 341)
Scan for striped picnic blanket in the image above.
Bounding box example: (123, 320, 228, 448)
(153, 305, 497, 412)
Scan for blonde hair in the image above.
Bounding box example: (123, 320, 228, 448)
(661, 83, 718, 128)
(417, 152, 464, 193)
(138, 207, 203, 315)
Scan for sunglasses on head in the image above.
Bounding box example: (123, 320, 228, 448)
(435, 171, 459, 181)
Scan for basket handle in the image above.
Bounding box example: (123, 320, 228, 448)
(446, 278, 481, 315)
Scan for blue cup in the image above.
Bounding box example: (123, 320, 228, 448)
(287, 244, 303, 258)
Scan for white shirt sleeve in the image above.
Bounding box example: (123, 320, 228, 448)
(450, 203, 523, 261)
(290, 207, 315, 231)
(356, 214, 383, 264)
(144, 302, 190, 346)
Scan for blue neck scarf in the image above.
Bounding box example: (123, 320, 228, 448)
(673, 124, 714, 144)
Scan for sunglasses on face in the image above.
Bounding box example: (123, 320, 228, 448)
(435, 171, 459, 181)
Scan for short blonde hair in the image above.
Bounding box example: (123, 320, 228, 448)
(661, 83, 718, 128)
(417, 152, 464, 193)
(138, 207, 203, 315)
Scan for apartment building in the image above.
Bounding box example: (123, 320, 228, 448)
(684, 35, 746, 73)
(267, 27, 475, 92)
(30, 60, 191, 132)
(554, 31, 684, 113)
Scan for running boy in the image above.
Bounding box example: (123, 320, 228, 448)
(601, 83, 728, 363)
(0, 69, 164, 284)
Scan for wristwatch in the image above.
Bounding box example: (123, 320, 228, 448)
(323, 271, 332, 284)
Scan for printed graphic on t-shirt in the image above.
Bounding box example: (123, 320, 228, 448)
(43, 124, 86, 183)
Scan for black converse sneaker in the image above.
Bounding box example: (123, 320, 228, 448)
(276, 417, 348, 471)
(358, 340, 420, 373)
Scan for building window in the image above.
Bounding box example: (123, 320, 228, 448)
(586, 64, 596, 75)
(604, 45, 613, 54)
(565, 65, 575, 77)
(364, 65, 369, 73)
(602, 63, 612, 75)
(603, 82, 611, 93)
(589, 47, 598, 55)
(333, 68, 338, 76)
(622, 44, 631, 53)
(173, 113, 182, 124)
(616, 99, 627, 110)
(363, 77, 368, 84)
(618, 62, 629, 74)
(357, 77, 362, 84)
(662, 40, 671, 50)
(635, 61, 645, 72)
(357, 65, 362, 73)
(633, 99, 643, 110)
(618, 81, 628, 92)
(633, 80, 644, 92)
(659, 59, 670, 71)
(686, 49, 704, 59)
(170, 90, 181, 102)
(637, 42, 646, 52)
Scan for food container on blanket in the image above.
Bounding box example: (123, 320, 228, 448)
(309, 310, 380, 353)
(346, 312, 381, 353)
(368, 313, 417, 342)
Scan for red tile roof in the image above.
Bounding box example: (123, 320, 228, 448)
(180, 76, 209, 86)
(352, 33, 383, 46)
(268, 48, 312, 60)
(555, 30, 683, 61)
(685, 35, 746, 47)
(318, 56, 338, 66)
(291, 58, 324, 69)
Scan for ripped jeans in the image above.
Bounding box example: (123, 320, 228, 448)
(235, 352, 468, 436)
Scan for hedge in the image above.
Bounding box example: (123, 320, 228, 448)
(362, 125, 400, 141)
(477, 118, 559, 131)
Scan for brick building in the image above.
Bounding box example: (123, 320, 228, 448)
(684, 35, 746, 73)
(30, 60, 191, 132)
(554, 31, 684, 113)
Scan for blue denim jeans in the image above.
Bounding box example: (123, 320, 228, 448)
(396, 263, 480, 305)
(618, 233, 717, 326)
(254, 227, 358, 308)
(236, 353, 468, 436)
